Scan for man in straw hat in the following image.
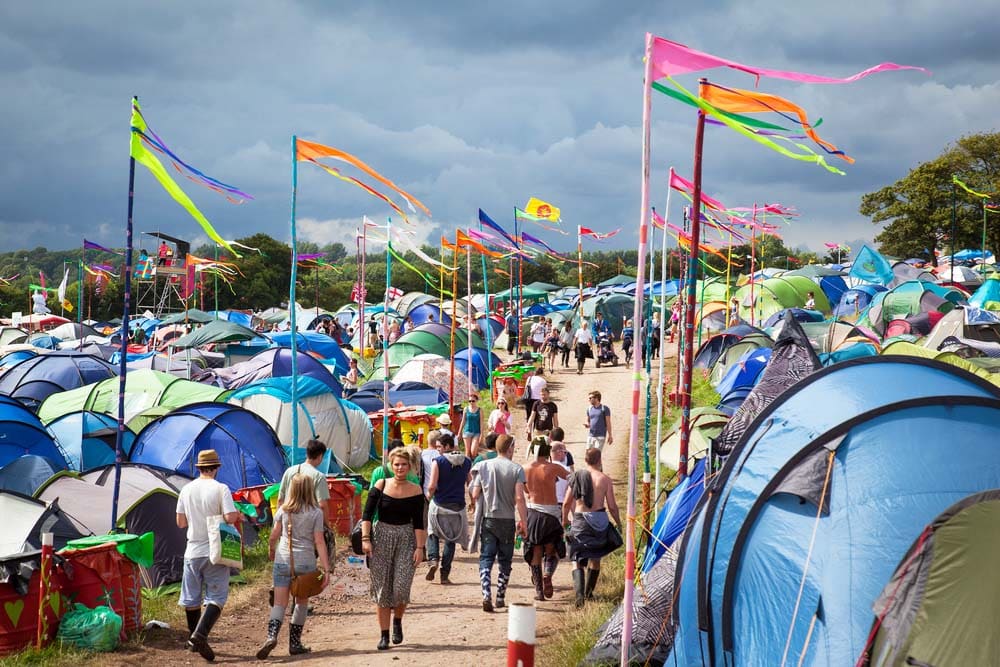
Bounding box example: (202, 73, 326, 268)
(176, 449, 241, 661)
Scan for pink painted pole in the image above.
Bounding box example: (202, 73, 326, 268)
(36, 532, 53, 648)
(507, 603, 535, 667)
(621, 31, 655, 664)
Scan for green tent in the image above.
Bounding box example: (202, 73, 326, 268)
(169, 319, 259, 349)
(865, 490, 1000, 667)
(524, 281, 561, 292)
(581, 293, 634, 336)
(733, 275, 832, 323)
(38, 369, 230, 424)
(493, 287, 549, 302)
(159, 309, 215, 325)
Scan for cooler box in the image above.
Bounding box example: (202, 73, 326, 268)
(325, 477, 362, 534)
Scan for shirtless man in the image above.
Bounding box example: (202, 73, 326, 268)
(562, 447, 622, 607)
(523, 441, 570, 601)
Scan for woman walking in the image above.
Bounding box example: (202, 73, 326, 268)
(543, 325, 560, 373)
(488, 397, 513, 435)
(559, 320, 574, 368)
(458, 393, 483, 458)
(361, 446, 427, 651)
(258, 474, 330, 659)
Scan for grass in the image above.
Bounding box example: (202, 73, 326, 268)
(537, 358, 719, 666)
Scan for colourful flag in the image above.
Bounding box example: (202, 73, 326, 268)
(457, 230, 503, 258)
(57, 267, 68, 304)
(478, 208, 518, 247)
(849, 245, 895, 286)
(350, 282, 367, 304)
(38, 270, 46, 289)
(522, 198, 561, 222)
(385, 286, 404, 300)
(579, 226, 621, 241)
(130, 100, 241, 257)
(669, 171, 727, 211)
(952, 175, 991, 199)
(83, 239, 122, 255)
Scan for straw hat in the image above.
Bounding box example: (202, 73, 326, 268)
(436, 413, 452, 426)
(195, 449, 222, 468)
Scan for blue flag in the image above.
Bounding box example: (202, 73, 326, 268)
(849, 245, 895, 286)
(478, 208, 519, 248)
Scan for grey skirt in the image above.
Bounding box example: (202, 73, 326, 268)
(369, 521, 417, 608)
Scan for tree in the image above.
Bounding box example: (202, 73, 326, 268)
(860, 133, 1000, 264)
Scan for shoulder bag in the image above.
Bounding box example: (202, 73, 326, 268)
(288, 513, 326, 598)
(207, 485, 243, 569)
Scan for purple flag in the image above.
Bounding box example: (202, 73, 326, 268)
(83, 239, 122, 255)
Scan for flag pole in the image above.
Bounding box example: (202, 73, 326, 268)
(982, 200, 988, 276)
(111, 97, 138, 529)
(448, 231, 459, 416)
(577, 224, 584, 317)
(950, 177, 957, 282)
(289, 135, 301, 464)
(653, 175, 673, 519)
(677, 78, 709, 484)
(478, 217, 494, 391)
(622, 32, 655, 662)
(515, 208, 523, 356)
(466, 236, 474, 396)
(383, 218, 392, 458)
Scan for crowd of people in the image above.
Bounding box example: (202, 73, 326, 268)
(171, 307, 641, 658)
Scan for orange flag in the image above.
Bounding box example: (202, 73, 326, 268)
(701, 84, 853, 163)
(296, 139, 431, 215)
(457, 229, 503, 258)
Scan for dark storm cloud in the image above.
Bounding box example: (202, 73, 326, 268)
(0, 0, 997, 258)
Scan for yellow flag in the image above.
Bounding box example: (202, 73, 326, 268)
(523, 197, 561, 222)
(62, 299, 74, 312)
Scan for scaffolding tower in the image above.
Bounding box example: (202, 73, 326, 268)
(135, 231, 191, 318)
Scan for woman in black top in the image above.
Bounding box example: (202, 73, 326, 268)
(361, 446, 426, 651)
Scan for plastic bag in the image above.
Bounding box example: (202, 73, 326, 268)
(207, 515, 243, 570)
(57, 603, 123, 652)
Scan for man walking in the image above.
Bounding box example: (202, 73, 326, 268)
(563, 448, 623, 607)
(505, 310, 519, 356)
(278, 439, 330, 519)
(470, 434, 528, 612)
(176, 450, 241, 661)
(525, 386, 559, 458)
(583, 390, 613, 450)
(524, 441, 569, 601)
(425, 434, 471, 584)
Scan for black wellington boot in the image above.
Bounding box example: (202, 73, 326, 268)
(189, 603, 222, 662)
(572, 569, 586, 608)
(585, 568, 601, 600)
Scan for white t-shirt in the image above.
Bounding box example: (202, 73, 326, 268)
(176, 477, 238, 559)
(574, 328, 593, 345)
(531, 322, 546, 343)
(526, 374, 547, 400)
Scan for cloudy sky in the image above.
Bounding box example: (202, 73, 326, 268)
(1, 1, 997, 257)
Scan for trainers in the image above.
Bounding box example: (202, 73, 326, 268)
(482, 599, 494, 613)
(425, 563, 437, 581)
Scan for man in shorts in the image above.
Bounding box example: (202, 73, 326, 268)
(583, 390, 613, 450)
(523, 441, 569, 601)
(176, 449, 241, 661)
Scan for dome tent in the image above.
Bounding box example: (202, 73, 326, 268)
(206, 347, 342, 394)
(0, 352, 118, 411)
(228, 376, 372, 470)
(46, 410, 136, 472)
(129, 402, 287, 492)
(669, 357, 1000, 666)
(0, 455, 65, 496)
(0, 395, 69, 470)
(0, 491, 87, 556)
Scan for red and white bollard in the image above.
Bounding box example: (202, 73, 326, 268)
(507, 602, 536, 667)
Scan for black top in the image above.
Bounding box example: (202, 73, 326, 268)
(363, 488, 426, 529)
(532, 401, 558, 431)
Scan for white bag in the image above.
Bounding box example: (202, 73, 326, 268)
(207, 486, 243, 569)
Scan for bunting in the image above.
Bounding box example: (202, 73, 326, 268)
(130, 100, 242, 257)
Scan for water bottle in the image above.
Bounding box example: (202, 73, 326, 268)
(514, 535, 522, 551)
(347, 555, 364, 567)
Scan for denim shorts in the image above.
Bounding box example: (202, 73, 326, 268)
(179, 557, 230, 608)
(272, 558, 317, 588)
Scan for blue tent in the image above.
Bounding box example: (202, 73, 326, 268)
(0, 395, 69, 469)
(833, 284, 888, 319)
(46, 410, 136, 472)
(453, 347, 502, 390)
(642, 458, 705, 573)
(693, 325, 769, 369)
(347, 383, 448, 413)
(28, 334, 61, 350)
(129, 402, 287, 492)
(265, 331, 350, 375)
(0, 349, 37, 369)
(0, 352, 119, 411)
(669, 357, 1000, 666)
(968, 275, 1000, 309)
(715, 348, 771, 399)
(761, 308, 825, 329)
(408, 302, 450, 326)
(0, 455, 65, 495)
(643, 279, 680, 297)
(211, 310, 254, 328)
(213, 347, 342, 394)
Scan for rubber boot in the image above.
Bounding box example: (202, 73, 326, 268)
(185, 608, 201, 652)
(577, 359, 585, 374)
(572, 569, 586, 608)
(377, 630, 390, 651)
(255, 619, 282, 659)
(392, 617, 403, 644)
(530, 564, 545, 601)
(289, 623, 311, 655)
(585, 568, 601, 600)
(189, 603, 222, 662)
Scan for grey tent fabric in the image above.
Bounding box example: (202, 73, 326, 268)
(713, 313, 822, 458)
(583, 548, 678, 666)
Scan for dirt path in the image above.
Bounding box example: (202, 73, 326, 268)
(104, 344, 674, 666)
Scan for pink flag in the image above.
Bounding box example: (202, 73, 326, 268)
(669, 171, 727, 212)
(650, 35, 929, 85)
